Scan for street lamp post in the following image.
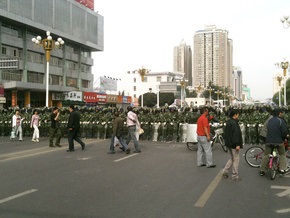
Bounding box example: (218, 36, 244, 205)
(156, 84, 160, 108)
(277, 76, 283, 106)
(281, 61, 289, 106)
(279, 16, 290, 106)
(215, 90, 222, 106)
(207, 87, 214, 106)
(32, 31, 64, 107)
(180, 79, 188, 108)
(280, 15, 290, 28)
(137, 67, 149, 107)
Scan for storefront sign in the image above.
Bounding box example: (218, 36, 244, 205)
(52, 93, 65, 100)
(96, 93, 107, 103)
(0, 97, 6, 103)
(117, 95, 123, 103)
(0, 83, 4, 97)
(83, 92, 98, 103)
(122, 96, 128, 103)
(64, 91, 82, 101)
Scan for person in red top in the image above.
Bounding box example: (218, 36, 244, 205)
(196, 107, 216, 168)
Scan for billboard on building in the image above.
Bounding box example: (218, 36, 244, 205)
(100, 76, 118, 91)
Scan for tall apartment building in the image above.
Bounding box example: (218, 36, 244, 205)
(193, 25, 233, 90)
(0, 0, 103, 108)
(232, 66, 243, 100)
(173, 40, 192, 86)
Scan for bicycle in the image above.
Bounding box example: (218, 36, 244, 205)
(267, 145, 280, 180)
(210, 125, 228, 152)
(245, 144, 290, 167)
(186, 124, 228, 152)
(245, 144, 290, 180)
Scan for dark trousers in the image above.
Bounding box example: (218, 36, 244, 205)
(49, 127, 62, 146)
(68, 129, 85, 151)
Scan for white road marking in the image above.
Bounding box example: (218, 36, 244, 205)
(0, 189, 38, 204)
(194, 170, 223, 208)
(114, 153, 139, 162)
(77, 157, 91, 160)
(0, 149, 61, 163)
(271, 185, 290, 197)
(0, 139, 101, 163)
(276, 208, 290, 214)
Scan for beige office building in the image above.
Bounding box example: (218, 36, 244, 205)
(193, 25, 233, 90)
(173, 40, 192, 86)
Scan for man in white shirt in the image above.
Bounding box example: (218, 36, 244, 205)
(126, 106, 141, 153)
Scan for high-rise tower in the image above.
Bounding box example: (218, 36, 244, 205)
(173, 40, 192, 86)
(193, 25, 233, 89)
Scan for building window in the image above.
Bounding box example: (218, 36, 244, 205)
(50, 75, 62, 85)
(133, 86, 136, 91)
(51, 57, 62, 67)
(1, 70, 21, 81)
(66, 61, 78, 70)
(82, 80, 89, 88)
(2, 22, 22, 38)
(81, 49, 90, 58)
(157, 76, 161, 82)
(66, 77, 77, 87)
(134, 78, 136, 83)
(27, 51, 44, 64)
(2, 47, 6, 55)
(27, 72, 44, 83)
(81, 64, 87, 72)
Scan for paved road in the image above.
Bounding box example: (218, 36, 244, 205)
(0, 137, 290, 218)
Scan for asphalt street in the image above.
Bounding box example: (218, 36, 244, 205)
(0, 136, 290, 218)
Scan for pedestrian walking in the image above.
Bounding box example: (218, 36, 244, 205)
(126, 106, 141, 153)
(49, 107, 62, 147)
(107, 112, 131, 154)
(30, 109, 40, 142)
(67, 105, 85, 152)
(222, 109, 243, 180)
(12, 110, 25, 141)
(196, 107, 216, 168)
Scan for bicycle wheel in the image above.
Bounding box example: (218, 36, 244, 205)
(286, 150, 290, 167)
(244, 146, 264, 167)
(286, 156, 290, 167)
(186, 142, 197, 151)
(218, 135, 228, 152)
(269, 157, 278, 180)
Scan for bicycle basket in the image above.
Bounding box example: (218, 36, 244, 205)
(215, 128, 223, 135)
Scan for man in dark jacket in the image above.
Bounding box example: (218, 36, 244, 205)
(259, 108, 289, 176)
(67, 105, 85, 152)
(222, 109, 243, 180)
(107, 112, 130, 154)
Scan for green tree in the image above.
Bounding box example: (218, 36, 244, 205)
(139, 92, 157, 107)
(185, 89, 197, 98)
(159, 93, 175, 106)
(272, 78, 290, 106)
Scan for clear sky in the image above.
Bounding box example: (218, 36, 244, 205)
(92, 0, 290, 101)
